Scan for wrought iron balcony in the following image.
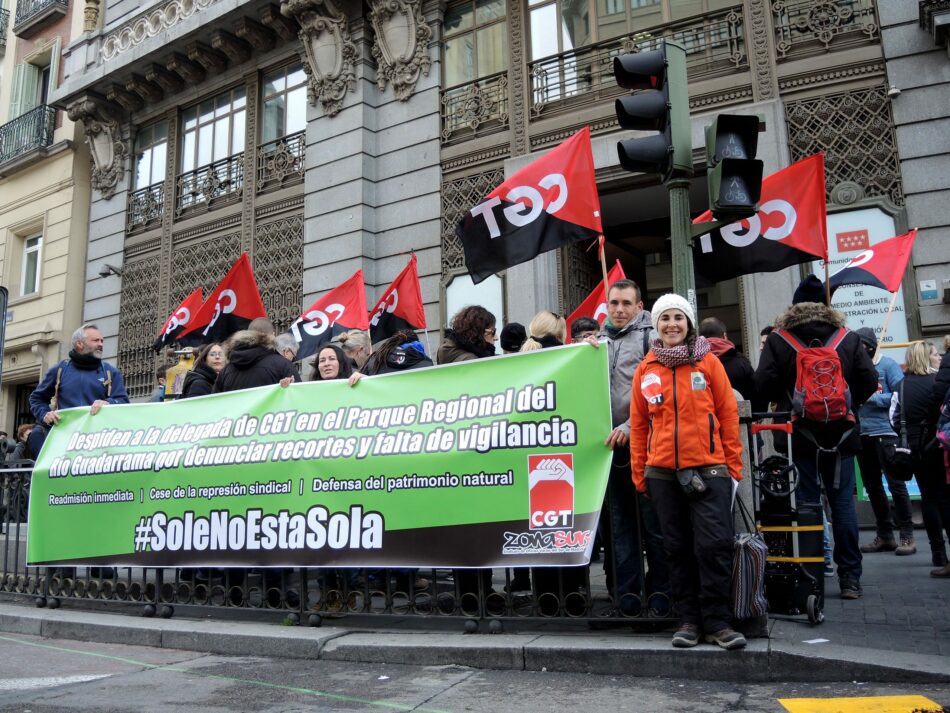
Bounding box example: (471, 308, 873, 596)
(0, 9, 10, 54)
(440, 71, 510, 144)
(773, 0, 879, 61)
(176, 153, 244, 216)
(13, 0, 67, 37)
(0, 105, 56, 167)
(126, 182, 165, 233)
(257, 131, 305, 194)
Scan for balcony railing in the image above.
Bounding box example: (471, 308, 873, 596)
(13, 0, 67, 36)
(176, 153, 244, 217)
(440, 71, 509, 143)
(126, 182, 165, 233)
(257, 131, 305, 194)
(528, 6, 746, 119)
(0, 105, 56, 166)
(773, 0, 879, 61)
(0, 9, 10, 54)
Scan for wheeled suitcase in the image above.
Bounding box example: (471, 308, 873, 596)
(750, 417, 825, 625)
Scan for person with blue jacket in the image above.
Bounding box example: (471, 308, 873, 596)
(30, 324, 129, 430)
(854, 328, 915, 556)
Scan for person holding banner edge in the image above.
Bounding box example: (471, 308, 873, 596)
(596, 279, 670, 618)
(630, 294, 746, 650)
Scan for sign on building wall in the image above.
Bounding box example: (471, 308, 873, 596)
(813, 206, 908, 362)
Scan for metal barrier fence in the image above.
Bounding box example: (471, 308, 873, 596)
(0, 460, 675, 630)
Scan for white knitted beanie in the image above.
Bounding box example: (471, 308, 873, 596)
(651, 293, 695, 332)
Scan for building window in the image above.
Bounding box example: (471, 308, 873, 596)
(261, 63, 307, 143)
(133, 121, 168, 189)
(443, 0, 507, 88)
(20, 233, 41, 296)
(180, 87, 246, 173)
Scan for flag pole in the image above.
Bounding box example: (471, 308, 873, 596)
(824, 260, 831, 306)
(876, 290, 900, 347)
(423, 328, 433, 359)
(598, 236, 610, 305)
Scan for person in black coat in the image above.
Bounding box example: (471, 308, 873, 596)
(363, 331, 433, 375)
(699, 316, 764, 412)
(754, 275, 878, 600)
(934, 336, 950, 403)
(213, 330, 299, 393)
(180, 343, 226, 399)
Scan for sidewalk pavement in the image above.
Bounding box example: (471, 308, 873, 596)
(1, 535, 947, 684)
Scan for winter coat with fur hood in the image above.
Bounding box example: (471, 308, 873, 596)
(753, 302, 878, 453)
(213, 330, 299, 393)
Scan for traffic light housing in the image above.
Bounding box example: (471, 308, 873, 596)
(614, 41, 692, 180)
(704, 114, 764, 221)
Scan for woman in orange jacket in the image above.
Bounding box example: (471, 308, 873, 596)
(630, 293, 745, 650)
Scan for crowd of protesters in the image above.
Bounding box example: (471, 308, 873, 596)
(8, 276, 950, 647)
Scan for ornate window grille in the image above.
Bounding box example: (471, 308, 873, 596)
(440, 72, 510, 142)
(175, 153, 245, 216)
(12, 0, 66, 30)
(126, 183, 165, 233)
(0, 9, 9, 53)
(441, 169, 506, 277)
(0, 105, 56, 166)
(773, 0, 879, 61)
(257, 131, 305, 193)
(527, 6, 745, 118)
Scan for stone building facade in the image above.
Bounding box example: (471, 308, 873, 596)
(0, 0, 90, 432)
(47, 0, 946, 398)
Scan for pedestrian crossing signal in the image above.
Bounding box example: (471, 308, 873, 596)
(704, 114, 764, 221)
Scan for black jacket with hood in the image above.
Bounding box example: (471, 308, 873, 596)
(180, 363, 219, 399)
(213, 331, 299, 393)
(754, 302, 878, 453)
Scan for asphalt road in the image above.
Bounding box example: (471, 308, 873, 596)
(1, 633, 948, 713)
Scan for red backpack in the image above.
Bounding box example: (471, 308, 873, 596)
(775, 327, 854, 424)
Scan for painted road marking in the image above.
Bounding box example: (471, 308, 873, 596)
(779, 695, 943, 713)
(0, 635, 453, 713)
(0, 675, 112, 691)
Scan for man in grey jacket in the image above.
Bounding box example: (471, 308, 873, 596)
(598, 279, 669, 616)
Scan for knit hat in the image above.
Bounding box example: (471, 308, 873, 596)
(499, 322, 527, 353)
(792, 275, 826, 305)
(855, 327, 877, 351)
(651, 293, 695, 332)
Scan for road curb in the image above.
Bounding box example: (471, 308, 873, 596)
(1, 602, 947, 683)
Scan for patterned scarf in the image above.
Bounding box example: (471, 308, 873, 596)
(651, 335, 711, 369)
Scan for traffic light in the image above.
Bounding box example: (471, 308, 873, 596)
(613, 41, 691, 180)
(704, 114, 763, 221)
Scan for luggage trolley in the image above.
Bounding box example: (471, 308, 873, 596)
(750, 414, 825, 625)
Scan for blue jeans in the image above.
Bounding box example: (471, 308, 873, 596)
(602, 447, 670, 603)
(794, 438, 862, 581)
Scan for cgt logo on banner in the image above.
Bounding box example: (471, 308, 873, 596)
(502, 453, 590, 556)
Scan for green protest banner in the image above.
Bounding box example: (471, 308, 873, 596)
(28, 344, 612, 568)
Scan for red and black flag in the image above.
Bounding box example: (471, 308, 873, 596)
(153, 287, 203, 352)
(829, 228, 917, 295)
(288, 270, 369, 361)
(565, 260, 626, 337)
(176, 253, 268, 346)
(456, 127, 603, 284)
(692, 154, 828, 285)
(369, 254, 427, 343)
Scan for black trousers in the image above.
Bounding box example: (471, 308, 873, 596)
(647, 475, 734, 633)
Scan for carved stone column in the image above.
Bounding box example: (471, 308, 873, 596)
(745, 0, 779, 102)
(84, 0, 100, 32)
(367, 0, 432, 101)
(281, 0, 358, 116)
(66, 93, 127, 200)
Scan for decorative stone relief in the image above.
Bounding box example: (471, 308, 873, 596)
(84, 0, 100, 32)
(367, 0, 431, 101)
(747, 0, 776, 100)
(101, 0, 222, 61)
(66, 94, 127, 200)
(281, 0, 357, 117)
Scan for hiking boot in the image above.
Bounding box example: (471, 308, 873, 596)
(671, 623, 700, 648)
(932, 550, 949, 568)
(839, 577, 863, 599)
(894, 537, 917, 556)
(704, 628, 747, 650)
(930, 563, 950, 578)
(860, 536, 897, 553)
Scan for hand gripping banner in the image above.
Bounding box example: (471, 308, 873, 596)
(27, 344, 612, 569)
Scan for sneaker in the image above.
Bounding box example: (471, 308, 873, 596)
(823, 562, 835, 577)
(671, 623, 700, 648)
(860, 536, 897, 553)
(894, 537, 917, 556)
(839, 577, 863, 599)
(704, 628, 747, 650)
